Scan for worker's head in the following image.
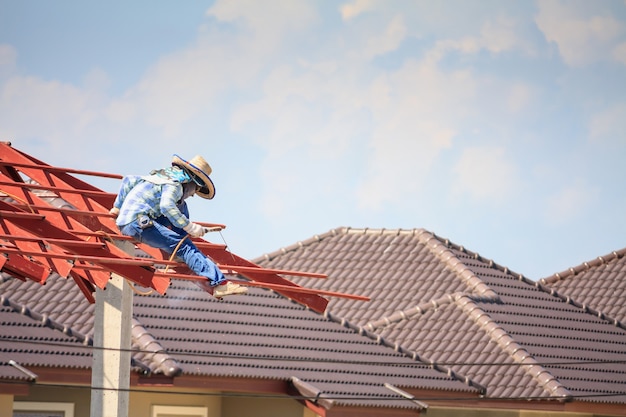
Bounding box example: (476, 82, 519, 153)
(171, 154, 215, 199)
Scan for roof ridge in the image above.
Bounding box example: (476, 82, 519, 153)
(540, 247, 626, 284)
(254, 227, 347, 262)
(415, 230, 500, 301)
(455, 295, 572, 400)
(324, 310, 487, 395)
(419, 229, 537, 283)
(536, 247, 626, 329)
(131, 318, 182, 377)
(342, 227, 428, 236)
(0, 293, 92, 346)
(534, 280, 626, 330)
(255, 227, 454, 262)
(364, 292, 468, 331)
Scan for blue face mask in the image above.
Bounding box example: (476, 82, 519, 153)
(152, 166, 192, 183)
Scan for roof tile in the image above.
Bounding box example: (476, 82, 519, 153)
(1, 266, 477, 411)
(255, 227, 626, 403)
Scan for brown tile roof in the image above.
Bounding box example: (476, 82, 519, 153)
(0, 270, 478, 411)
(0, 272, 158, 377)
(0, 304, 92, 381)
(253, 227, 626, 404)
(134, 280, 480, 408)
(540, 247, 626, 326)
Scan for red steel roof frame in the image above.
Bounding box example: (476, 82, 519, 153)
(0, 142, 368, 312)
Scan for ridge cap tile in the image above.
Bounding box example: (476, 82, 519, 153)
(416, 230, 500, 301)
(541, 247, 626, 284)
(454, 295, 572, 399)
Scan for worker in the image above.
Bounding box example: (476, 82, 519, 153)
(109, 154, 247, 299)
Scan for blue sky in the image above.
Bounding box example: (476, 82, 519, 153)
(1, 0, 625, 280)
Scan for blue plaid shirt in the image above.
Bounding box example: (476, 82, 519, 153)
(113, 174, 190, 229)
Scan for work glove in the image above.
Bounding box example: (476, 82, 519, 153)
(109, 207, 120, 218)
(183, 222, 208, 237)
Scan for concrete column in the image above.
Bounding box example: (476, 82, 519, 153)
(90, 258, 133, 417)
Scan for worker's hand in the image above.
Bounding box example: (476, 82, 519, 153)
(183, 222, 208, 237)
(109, 207, 120, 218)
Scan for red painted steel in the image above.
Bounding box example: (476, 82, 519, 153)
(0, 160, 123, 179)
(0, 142, 365, 311)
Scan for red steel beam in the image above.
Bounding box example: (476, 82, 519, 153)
(0, 160, 123, 179)
(0, 180, 115, 199)
(0, 199, 169, 293)
(0, 234, 107, 249)
(70, 271, 96, 303)
(1, 253, 48, 282)
(0, 247, 154, 266)
(195, 247, 329, 313)
(231, 280, 370, 301)
(0, 177, 112, 281)
(166, 273, 368, 302)
(0, 213, 74, 281)
(0, 143, 361, 311)
(0, 142, 116, 208)
(217, 264, 327, 279)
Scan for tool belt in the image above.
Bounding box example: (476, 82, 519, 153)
(137, 214, 154, 229)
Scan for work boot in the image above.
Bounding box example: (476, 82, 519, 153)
(213, 281, 248, 298)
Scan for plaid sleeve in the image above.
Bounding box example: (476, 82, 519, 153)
(113, 175, 143, 210)
(159, 183, 189, 228)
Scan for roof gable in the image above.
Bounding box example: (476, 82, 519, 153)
(540, 247, 626, 326)
(0, 269, 478, 411)
(254, 227, 626, 404)
(0, 294, 92, 381)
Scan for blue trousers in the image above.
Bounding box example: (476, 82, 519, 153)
(119, 216, 225, 286)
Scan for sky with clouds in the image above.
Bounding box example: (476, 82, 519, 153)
(1, 0, 625, 280)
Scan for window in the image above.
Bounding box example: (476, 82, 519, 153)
(13, 402, 74, 417)
(151, 405, 208, 417)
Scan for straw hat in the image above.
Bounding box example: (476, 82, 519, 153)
(171, 154, 215, 199)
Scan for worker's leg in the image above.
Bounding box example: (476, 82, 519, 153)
(119, 219, 226, 286)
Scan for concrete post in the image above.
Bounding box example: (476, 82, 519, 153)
(90, 250, 133, 417)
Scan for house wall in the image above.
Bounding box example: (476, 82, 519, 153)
(10, 386, 311, 417)
(222, 396, 306, 417)
(10, 388, 620, 417)
(1, 394, 14, 416)
(427, 407, 604, 417)
(13, 385, 91, 416)
(130, 389, 222, 417)
(303, 407, 322, 417)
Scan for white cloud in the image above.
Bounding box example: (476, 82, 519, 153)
(535, 0, 624, 66)
(356, 58, 476, 210)
(340, 0, 377, 20)
(480, 16, 532, 54)
(507, 83, 533, 114)
(229, 7, 538, 213)
(452, 146, 523, 203)
(421, 15, 532, 63)
(588, 103, 626, 144)
(364, 15, 407, 59)
(543, 181, 597, 226)
(229, 52, 471, 213)
(101, 0, 320, 138)
(0, 44, 17, 78)
(106, 44, 234, 136)
(0, 75, 98, 142)
(207, 0, 318, 53)
(613, 41, 626, 66)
